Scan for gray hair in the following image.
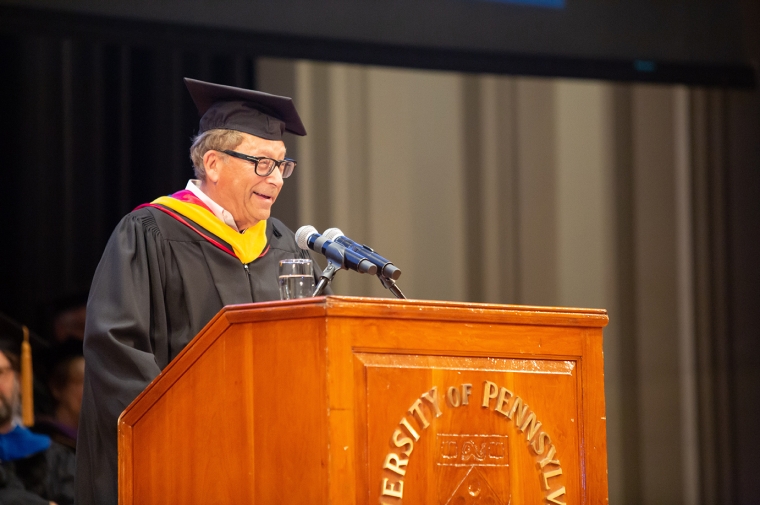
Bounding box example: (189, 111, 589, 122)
(189, 129, 244, 180)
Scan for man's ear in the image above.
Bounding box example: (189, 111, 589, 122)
(203, 150, 223, 184)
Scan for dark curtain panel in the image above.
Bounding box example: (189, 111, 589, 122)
(0, 12, 260, 333)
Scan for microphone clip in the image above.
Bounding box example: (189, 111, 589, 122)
(313, 260, 342, 297)
(377, 273, 407, 300)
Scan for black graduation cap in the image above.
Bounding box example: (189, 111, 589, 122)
(184, 77, 307, 140)
(0, 313, 51, 427)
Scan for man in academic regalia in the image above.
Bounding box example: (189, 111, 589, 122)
(76, 78, 323, 505)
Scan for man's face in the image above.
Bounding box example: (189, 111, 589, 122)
(211, 133, 287, 230)
(0, 352, 19, 429)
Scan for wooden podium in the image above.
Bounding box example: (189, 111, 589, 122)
(118, 296, 609, 504)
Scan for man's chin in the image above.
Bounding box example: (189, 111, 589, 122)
(246, 208, 271, 225)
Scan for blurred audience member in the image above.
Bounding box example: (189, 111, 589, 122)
(33, 341, 84, 451)
(0, 319, 74, 505)
(33, 295, 87, 420)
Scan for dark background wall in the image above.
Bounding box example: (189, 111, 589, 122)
(725, 1, 760, 500)
(1, 0, 746, 62)
(0, 10, 265, 327)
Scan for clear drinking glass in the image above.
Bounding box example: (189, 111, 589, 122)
(278, 258, 315, 300)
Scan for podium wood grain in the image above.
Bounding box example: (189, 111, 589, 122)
(118, 296, 609, 504)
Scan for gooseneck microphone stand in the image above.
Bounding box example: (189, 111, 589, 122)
(313, 262, 407, 299)
(312, 262, 407, 299)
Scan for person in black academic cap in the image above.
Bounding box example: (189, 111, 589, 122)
(76, 79, 327, 505)
(0, 316, 75, 505)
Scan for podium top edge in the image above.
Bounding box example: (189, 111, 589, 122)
(220, 296, 610, 328)
(118, 295, 608, 427)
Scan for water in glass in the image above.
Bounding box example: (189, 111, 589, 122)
(278, 258, 315, 299)
(278, 274, 315, 299)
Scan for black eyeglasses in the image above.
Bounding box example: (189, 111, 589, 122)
(220, 150, 296, 178)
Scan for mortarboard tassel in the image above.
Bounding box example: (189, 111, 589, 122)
(21, 325, 34, 427)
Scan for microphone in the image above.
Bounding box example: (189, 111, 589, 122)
(295, 226, 377, 275)
(322, 228, 401, 280)
(296, 225, 340, 296)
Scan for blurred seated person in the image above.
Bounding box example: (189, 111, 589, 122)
(0, 320, 75, 505)
(32, 341, 83, 452)
(30, 295, 87, 422)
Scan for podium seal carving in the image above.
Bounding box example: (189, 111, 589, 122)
(379, 382, 567, 505)
(436, 434, 510, 504)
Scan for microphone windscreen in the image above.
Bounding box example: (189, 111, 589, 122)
(295, 225, 319, 250)
(322, 228, 345, 242)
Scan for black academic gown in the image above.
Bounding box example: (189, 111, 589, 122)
(0, 441, 75, 505)
(75, 206, 324, 505)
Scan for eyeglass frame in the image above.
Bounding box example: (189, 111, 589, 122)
(220, 149, 297, 178)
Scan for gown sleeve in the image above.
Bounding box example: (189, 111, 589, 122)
(75, 212, 167, 505)
(0, 463, 50, 505)
(44, 442, 76, 505)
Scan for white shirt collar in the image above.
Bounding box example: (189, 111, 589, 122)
(185, 180, 240, 232)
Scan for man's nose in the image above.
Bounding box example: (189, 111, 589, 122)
(267, 166, 284, 186)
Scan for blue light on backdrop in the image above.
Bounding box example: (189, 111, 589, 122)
(476, 0, 565, 8)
